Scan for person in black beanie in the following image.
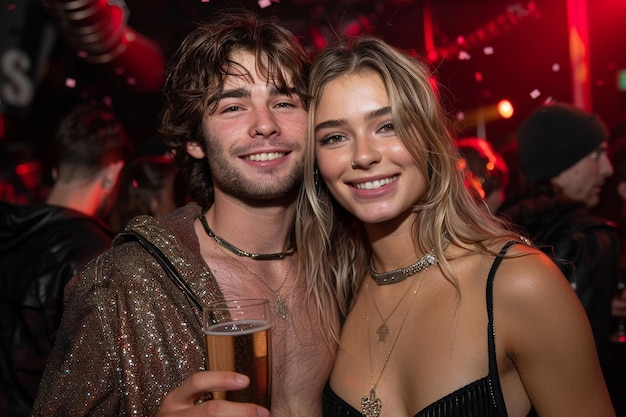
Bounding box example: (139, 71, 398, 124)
(499, 102, 620, 388)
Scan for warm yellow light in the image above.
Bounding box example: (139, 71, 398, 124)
(497, 100, 514, 119)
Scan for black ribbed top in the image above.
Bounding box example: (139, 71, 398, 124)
(323, 241, 536, 417)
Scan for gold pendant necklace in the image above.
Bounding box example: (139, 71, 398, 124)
(368, 282, 414, 343)
(368, 237, 445, 342)
(361, 267, 430, 417)
(215, 243, 292, 319)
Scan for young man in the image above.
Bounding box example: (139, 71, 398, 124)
(0, 103, 132, 417)
(32, 11, 336, 417)
(499, 102, 619, 378)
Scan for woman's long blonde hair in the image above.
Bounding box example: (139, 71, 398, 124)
(296, 36, 517, 346)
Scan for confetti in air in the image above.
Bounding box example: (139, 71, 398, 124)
(529, 89, 541, 99)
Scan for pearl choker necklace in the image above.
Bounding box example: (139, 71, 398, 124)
(369, 233, 450, 285)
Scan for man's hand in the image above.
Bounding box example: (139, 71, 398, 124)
(155, 371, 269, 417)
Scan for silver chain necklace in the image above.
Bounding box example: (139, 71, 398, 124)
(214, 243, 292, 319)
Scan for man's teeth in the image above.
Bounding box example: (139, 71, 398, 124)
(355, 176, 397, 190)
(244, 152, 285, 161)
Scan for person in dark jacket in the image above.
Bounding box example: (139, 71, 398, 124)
(0, 103, 132, 417)
(499, 102, 619, 377)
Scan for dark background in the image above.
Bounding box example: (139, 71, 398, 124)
(1, 0, 626, 192)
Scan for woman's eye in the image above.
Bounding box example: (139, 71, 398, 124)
(379, 122, 394, 133)
(319, 133, 345, 145)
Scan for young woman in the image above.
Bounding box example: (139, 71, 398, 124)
(296, 36, 615, 417)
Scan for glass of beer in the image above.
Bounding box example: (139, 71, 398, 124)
(202, 298, 272, 408)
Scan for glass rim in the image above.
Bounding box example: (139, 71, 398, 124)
(204, 298, 270, 310)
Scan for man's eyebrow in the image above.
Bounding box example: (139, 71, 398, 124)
(271, 85, 298, 96)
(218, 88, 250, 100)
(217, 86, 297, 100)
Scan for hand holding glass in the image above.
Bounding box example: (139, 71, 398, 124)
(202, 299, 272, 408)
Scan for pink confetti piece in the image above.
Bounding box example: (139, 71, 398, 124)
(529, 89, 541, 99)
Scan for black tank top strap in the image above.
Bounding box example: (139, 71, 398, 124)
(321, 239, 533, 417)
(486, 240, 519, 413)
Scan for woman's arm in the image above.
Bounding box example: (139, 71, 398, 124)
(498, 247, 615, 417)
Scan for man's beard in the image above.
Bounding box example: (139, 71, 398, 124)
(206, 135, 304, 205)
(210, 154, 304, 205)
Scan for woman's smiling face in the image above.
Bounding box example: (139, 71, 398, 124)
(313, 70, 427, 225)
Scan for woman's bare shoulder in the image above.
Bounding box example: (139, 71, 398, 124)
(483, 241, 613, 416)
(496, 240, 570, 289)
(486, 238, 590, 345)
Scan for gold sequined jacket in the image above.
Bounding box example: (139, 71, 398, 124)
(32, 203, 225, 416)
